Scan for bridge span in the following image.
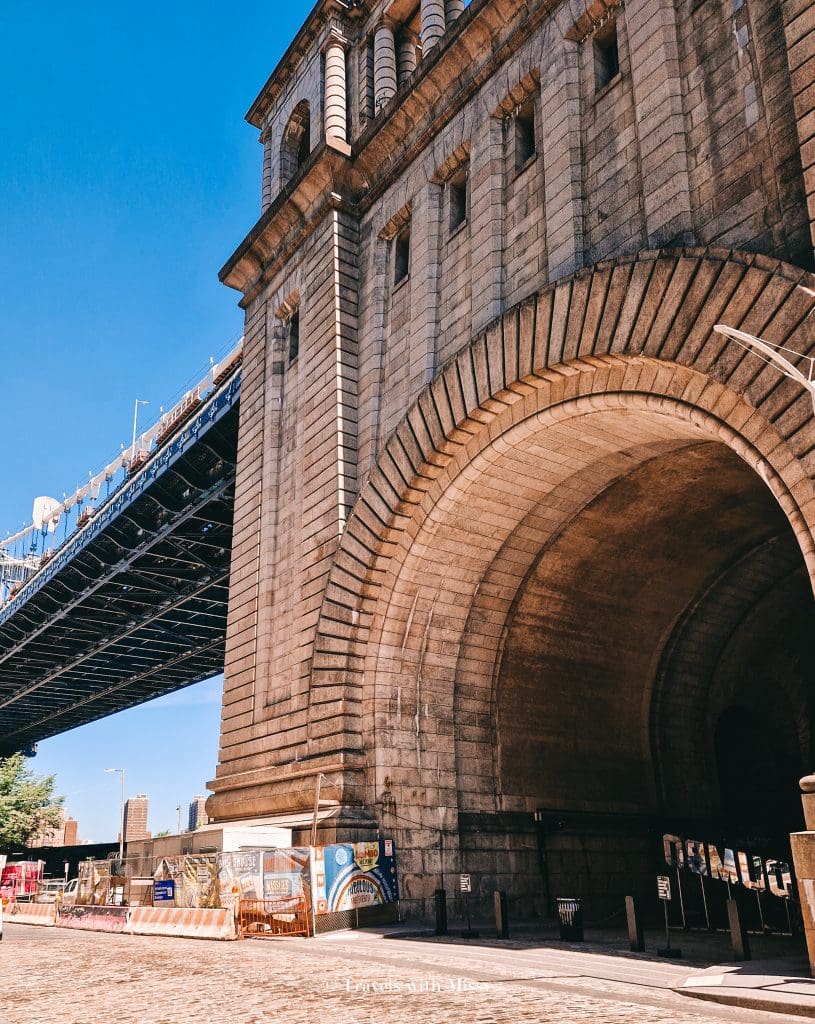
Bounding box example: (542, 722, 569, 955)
(0, 356, 241, 757)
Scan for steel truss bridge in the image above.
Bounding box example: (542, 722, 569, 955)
(0, 363, 241, 757)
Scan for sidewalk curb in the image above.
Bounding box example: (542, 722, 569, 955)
(676, 986, 815, 1019)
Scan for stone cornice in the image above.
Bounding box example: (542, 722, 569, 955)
(219, 141, 364, 302)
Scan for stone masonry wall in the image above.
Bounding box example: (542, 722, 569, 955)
(212, 0, 815, 845)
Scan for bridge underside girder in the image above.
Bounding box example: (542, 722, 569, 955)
(0, 392, 239, 756)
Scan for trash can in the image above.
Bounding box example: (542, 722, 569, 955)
(556, 897, 584, 941)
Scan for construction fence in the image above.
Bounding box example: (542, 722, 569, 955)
(62, 840, 400, 937)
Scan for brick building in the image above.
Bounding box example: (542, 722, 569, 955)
(212, 0, 815, 918)
(123, 794, 150, 843)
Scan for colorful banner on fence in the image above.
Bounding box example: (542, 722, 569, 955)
(262, 848, 311, 910)
(154, 855, 219, 908)
(217, 851, 264, 911)
(182, 856, 219, 909)
(311, 840, 399, 914)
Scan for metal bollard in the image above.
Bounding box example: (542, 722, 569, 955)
(727, 898, 751, 961)
(434, 888, 448, 936)
(625, 895, 644, 952)
(494, 890, 509, 939)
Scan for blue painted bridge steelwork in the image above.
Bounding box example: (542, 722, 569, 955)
(0, 368, 241, 757)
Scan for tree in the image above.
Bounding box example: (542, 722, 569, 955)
(0, 753, 64, 849)
(154, 829, 171, 838)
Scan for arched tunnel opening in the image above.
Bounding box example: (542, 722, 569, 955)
(493, 438, 813, 926)
(366, 380, 815, 937)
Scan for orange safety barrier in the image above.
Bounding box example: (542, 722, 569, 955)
(126, 906, 237, 941)
(5, 901, 57, 926)
(238, 897, 311, 938)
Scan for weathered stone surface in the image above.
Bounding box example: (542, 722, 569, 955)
(212, 0, 815, 923)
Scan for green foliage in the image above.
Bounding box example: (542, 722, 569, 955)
(0, 753, 64, 849)
(154, 829, 171, 838)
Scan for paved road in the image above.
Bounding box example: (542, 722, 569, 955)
(0, 923, 801, 1023)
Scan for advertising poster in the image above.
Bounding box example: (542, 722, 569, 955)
(217, 851, 263, 910)
(181, 855, 219, 909)
(150, 855, 226, 908)
(262, 848, 311, 910)
(312, 840, 399, 914)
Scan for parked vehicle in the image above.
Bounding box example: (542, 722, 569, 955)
(61, 878, 79, 904)
(36, 878, 78, 903)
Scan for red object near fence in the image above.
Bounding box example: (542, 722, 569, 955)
(0, 861, 44, 902)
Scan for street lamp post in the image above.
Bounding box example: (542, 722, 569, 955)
(104, 767, 125, 863)
(131, 399, 149, 464)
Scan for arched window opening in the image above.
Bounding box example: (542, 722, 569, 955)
(280, 101, 311, 186)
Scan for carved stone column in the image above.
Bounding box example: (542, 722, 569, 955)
(261, 133, 273, 212)
(324, 39, 348, 148)
(421, 0, 446, 53)
(397, 29, 418, 82)
(445, 0, 465, 24)
(374, 22, 397, 111)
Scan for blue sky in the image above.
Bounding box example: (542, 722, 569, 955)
(0, 2, 311, 840)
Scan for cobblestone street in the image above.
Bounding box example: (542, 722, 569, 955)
(0, 923, 795, 1024)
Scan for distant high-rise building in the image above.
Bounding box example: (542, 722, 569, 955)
(123, 794, 150, 842)
(187, 795, 209, 832)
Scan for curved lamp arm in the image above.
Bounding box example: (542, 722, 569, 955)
(713, 324, 815, 415)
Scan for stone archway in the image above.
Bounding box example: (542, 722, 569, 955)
(280, 100, 311, 186)
(307, 248, 815, 916)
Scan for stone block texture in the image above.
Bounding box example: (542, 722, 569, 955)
(214, 0, 815, 920)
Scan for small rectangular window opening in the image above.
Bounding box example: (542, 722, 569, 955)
(514, 100, 536, 172)
(288, 309, 300, 362)
(594, 20, 620, 92)
(449, 169, 468, 232)
(394, 225, 411, 285)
